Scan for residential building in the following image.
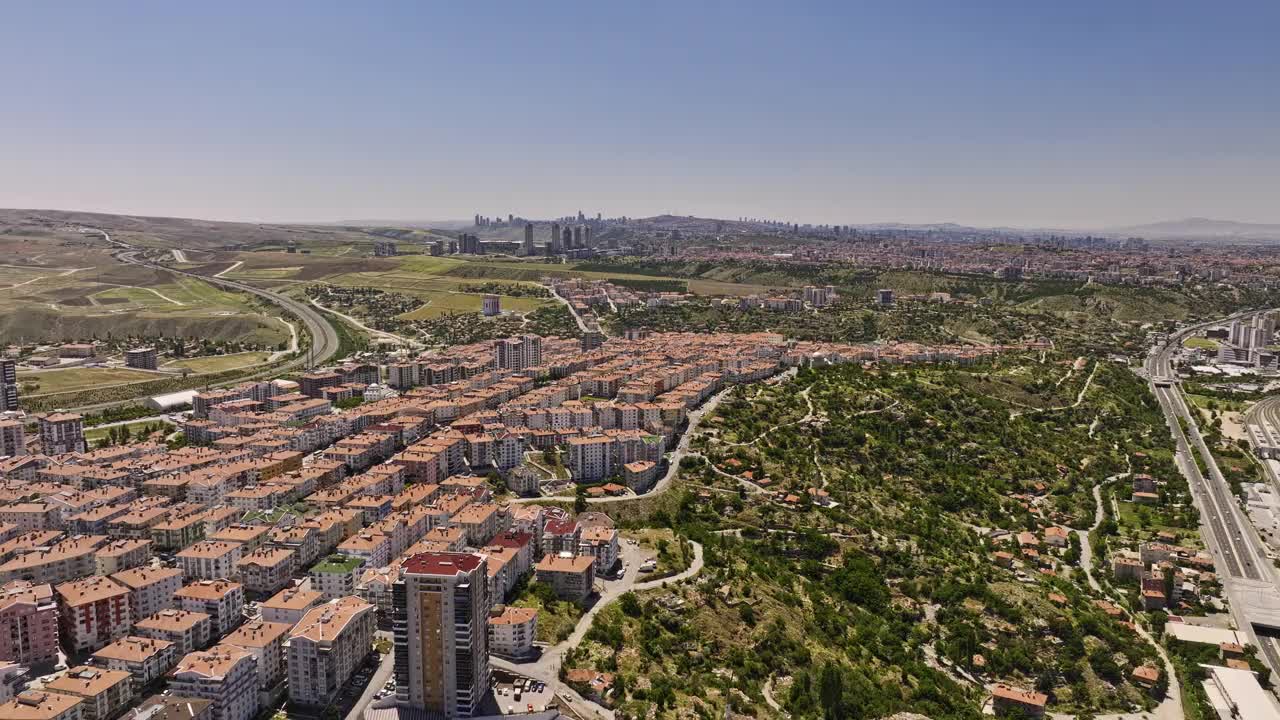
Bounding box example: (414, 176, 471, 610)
(259, 588, 322, 627)
(0, 423, 25, 459)
(487, 605, 536, 660)
(91, 637, 177, 692)
(285, 597, 374, 707)
(0, 582, 58, 666)
(221, 621, 289, 692)
(37, 415, 84, 456)
(55, 577, 131, 653)
(308, 557, 362, 602)
(235, 550, 294, 596)
(175, 543, 241, 583)
(394, 552, 489, 719)
(123, 349, 158, 372)
(534, 553, 595, 602)
(134, 611, 211, 657)
(174, 582, 244, 638)
(0, 691, 84, 720)
(43, 667, 132, 720)
(120, 696, 211, 720)
(109, 568, 182, 623)
(94, 540, 152, 577)
(991, 684, 1047, 718)
(166, 648, 258, 720)
(577, 526, 619, 576)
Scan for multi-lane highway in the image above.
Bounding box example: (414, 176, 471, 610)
(75, 229, 340, 409)
(1147, 309, 1280, 675)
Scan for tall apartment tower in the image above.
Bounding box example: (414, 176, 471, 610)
(523, 223, 534, 256)
(0, 359, 17, 412)
(549, 223, 560, 254)
(561, 227, 573, 250)
(493, 335, 542, 371)
(394, 552, 490, 719)
(583, 226, 592, 248)
(572, 226, 582, 249)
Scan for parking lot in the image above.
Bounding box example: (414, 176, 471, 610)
(487, 671, 556, 715)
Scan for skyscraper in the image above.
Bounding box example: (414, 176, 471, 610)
(394, 552, 489, 719)
(572, 226, 582, 249)
(562, 226, 573, 250)
(0, 359, 17, 412)
(550, 223, 560, 254)
(523, 223, 534, 256)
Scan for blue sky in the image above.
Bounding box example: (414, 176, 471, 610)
(2, 1, 1277, 227)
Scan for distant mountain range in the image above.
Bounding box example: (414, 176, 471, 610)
(1097, 217, 1280, 242)
(848, 217, 1280, 243)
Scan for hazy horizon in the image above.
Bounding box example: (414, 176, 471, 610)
(3, 1, 1278, 228)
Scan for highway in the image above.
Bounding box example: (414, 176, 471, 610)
(1146, 308, 1280, 676)
(73, 228, 340, 410)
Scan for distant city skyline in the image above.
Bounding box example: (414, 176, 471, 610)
(2, 2, 1278, 228)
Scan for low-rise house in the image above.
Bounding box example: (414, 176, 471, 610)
(991, 684, 1047, 718)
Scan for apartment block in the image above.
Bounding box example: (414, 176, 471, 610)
(44, 667, 132, 720)
(55, 576, 132, 652)
(285, 597, 375, 707)
(94, 539, 152, 577)
(0, 581, 59, 666)
(235, 549, 294, 596)
(308, 556, 362, 602)
(487, 605, 537, 660)
(394, 553, 489, 719)
(176, 543, 241, 583)
(534, 554, 595, 602)
(0, 692, 85, 720)
(259, 588, 322, 627)
(167, 648, 258, 720)
(92, 636, 177, 692)
(109, 567, 182, 622)
(134, 610, 211, 657)
(174, 581, 244, 638)
(221, 620, 290, 691)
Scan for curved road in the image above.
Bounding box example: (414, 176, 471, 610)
(68, 229, 341, 411)
(510, 380, 742, 506)
(493, 541, 705, 720)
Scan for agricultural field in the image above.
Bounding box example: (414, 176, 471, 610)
(162, 351, 273, 373)
(0, 233, 291, 346)
(17, 367, 161, 396)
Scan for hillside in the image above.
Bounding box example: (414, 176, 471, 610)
(0, 208, 382, 252)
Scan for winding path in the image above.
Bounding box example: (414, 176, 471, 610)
(1056, 475, 1183, 720)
